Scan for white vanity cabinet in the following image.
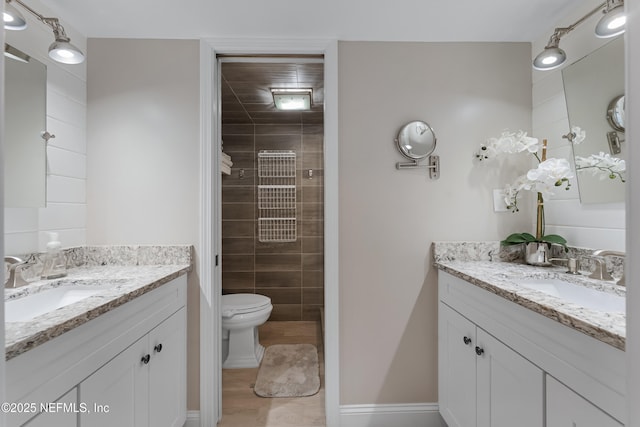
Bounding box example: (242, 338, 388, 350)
(80, 307, 186, 427)
(6, 275, 187, 427)
(439, 303, 543, 427)
(438, 271, 625, 426)
(546, 376, 622, 427)
(23, 388, 78, 427)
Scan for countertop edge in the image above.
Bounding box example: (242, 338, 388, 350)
(5, 265, 190, 360)
(436, 262, 625, 351)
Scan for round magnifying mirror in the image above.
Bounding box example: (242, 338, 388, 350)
(395, 120, 437, 161)
(606, 95, 625, 132)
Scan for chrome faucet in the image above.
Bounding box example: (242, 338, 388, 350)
(4, 256, 28, 288)
(590, 250, 625, 285)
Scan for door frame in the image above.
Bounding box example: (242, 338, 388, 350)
(198, 38, 340, 427)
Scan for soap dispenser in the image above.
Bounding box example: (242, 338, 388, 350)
(41, 232, 67, 279)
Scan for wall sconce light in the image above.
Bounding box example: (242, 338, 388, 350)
(3, 0, 27, 30)
(271, 88, 312, 111)
(533, 0, 625, 71)
(595, 0, 626, 38)
(3, 0, 85, 65)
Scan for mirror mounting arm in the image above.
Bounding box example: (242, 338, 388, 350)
(395, 155, 440, 179)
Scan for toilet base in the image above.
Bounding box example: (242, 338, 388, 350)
(222, 326, 265, 369)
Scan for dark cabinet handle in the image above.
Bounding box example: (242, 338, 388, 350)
(141, 354, 151, 364)
(463, 336, 472, 345)
(154, 344, 163, 353)
(475, 346, 484, 356)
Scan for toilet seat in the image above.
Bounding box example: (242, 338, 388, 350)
(222, 293, 271, 317)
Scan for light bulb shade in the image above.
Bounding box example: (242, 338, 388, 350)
(533, 46, 567, 71)
(595, 4, 626, 38)
(48, 39, 85, 64)
(3, 2, 27, 30)
(271, 88, 312, 111)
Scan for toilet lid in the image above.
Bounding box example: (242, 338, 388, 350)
(222, 293, 271, 317)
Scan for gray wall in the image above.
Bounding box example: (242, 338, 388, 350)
(338, 41, 532, 404)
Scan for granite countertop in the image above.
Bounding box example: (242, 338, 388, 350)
(435, 259, 625, 350)
(4, 264, 190, 360)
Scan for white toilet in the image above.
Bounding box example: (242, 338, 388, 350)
(221, 293, 273, 369)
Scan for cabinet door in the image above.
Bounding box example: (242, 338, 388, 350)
(23, 387, 78, 427)
(148, 308, 187, 427)
(476, 329, 543, 427)
(79, 337, 149, 427)
(439, 303, 477, 427)
(547, 376, 622, 427)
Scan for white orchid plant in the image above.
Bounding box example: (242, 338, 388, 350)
(475, 127, 626, 251)
(475, 129, 572, 250)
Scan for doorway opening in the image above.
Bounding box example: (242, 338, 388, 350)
(217, 55, 326, 426)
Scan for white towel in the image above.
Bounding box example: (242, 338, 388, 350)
(221, 163, 231, 175)
(221, 152, 232, 163)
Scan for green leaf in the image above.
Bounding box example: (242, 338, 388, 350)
(501, 232, 536, 246)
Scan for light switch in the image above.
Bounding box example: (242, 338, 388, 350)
(493, 189, 509, 212)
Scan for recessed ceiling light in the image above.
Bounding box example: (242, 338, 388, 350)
(271, 88, 312, 111)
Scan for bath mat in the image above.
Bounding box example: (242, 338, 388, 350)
(254, 344, 320, 398)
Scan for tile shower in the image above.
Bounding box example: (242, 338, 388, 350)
(221, 122, 324, 321)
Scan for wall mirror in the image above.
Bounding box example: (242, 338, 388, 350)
(394, 120, 440, 178)
(4, 44, 48, 208)
(562, 36, 625, 204)
(395, 120, 436, 161)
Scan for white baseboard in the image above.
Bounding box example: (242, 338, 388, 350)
(186, 404, 445, 427)
(340, 403, 446, 427)
(183, 410, 200, 427)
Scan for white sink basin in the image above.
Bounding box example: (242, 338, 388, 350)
(5, 286, 101, 323)
(518, 278, 625, 313)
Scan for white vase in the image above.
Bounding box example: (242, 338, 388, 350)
(525, 242, 552, 266)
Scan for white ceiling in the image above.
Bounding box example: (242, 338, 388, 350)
(39, 0, 582, 42)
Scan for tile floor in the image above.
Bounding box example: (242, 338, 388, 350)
(218, 321, 326, 427)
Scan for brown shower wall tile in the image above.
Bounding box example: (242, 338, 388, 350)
(302, 152, 324, 170)
(223, 254, 255, 272)
(222, 186, 254, 203)
(222, 203, 255, 220)
(302, 237, 324, 253)
(270, 304, 302, 321)
(255, 254, 301, 272)
(255, 134, 302, 152)
(255, 124, 302, 135)
(256, 288, 302, 304)
(223, 124, 254, 135)
(223, 134, 255, 151)
(222, 221, 254, 238)
(303, 254, 323, 271)
(222, 272, 254, 289)
(222, 237, 255, 254)
(256, 271, 302, 288)
(221, 118, 324, 320)
(302, 134, 323, 151)
(301, 220, 323, 237)
(303, 271, 324, 288)
(303, 124, 323, 135)
(255, 239, 302, 254)
(301, 183, 324, 203)
(302, 305, 323, 321)
(303, 288, 324, 305)
(301, 203, 324, 221)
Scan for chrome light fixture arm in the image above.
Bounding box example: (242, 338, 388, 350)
(534, 0, 624, 71)
(5, 0, 85, 64)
